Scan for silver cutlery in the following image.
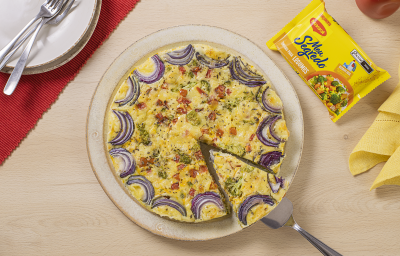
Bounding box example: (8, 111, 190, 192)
(0, 0, 65, 63)
(3, 0, 69, 95)
(261, 198, 342, 256)
(0, 0, 77, 71)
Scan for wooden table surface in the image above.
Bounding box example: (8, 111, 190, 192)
(1, 0, 400, 255)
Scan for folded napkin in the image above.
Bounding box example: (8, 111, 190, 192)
(349, 65, 400, 190)
(0, 0, 139, 164)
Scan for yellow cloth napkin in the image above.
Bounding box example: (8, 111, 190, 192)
(349, 66, 400, 190)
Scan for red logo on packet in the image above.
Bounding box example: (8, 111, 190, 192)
(310, 18, 327, 36)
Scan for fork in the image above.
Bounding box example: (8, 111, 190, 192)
(0, 0, 64, 63)
(0, 0, 77, 71)
(3, 0, 67, 95)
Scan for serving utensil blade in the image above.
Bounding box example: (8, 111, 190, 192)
(198, 141, 275, 175)
(262, 198, 342, 256)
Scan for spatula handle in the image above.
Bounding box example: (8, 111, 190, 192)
(292, 223, 342, 256)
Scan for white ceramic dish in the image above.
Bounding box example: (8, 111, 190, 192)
(0, 0, 100, 74)
(86, 25, 304, 241)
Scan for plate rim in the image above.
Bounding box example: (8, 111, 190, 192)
(86, 24, 304, 241)
(0, 0, 101, 75)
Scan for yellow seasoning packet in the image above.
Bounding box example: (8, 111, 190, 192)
(267, 0, 391, 122)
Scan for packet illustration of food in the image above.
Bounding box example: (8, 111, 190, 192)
(267, 0, 391, 122)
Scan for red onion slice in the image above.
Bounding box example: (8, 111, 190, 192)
(164, 44, 195, 65)
(269, 115, 284, 142)
(238, 58, 263, 79)
(267, 174, 281, 193)
(256, 116, 280, 147)
(195, 52, 229, 69)
(191, 192, 225, 219)
(109, 148, 136, 178)
(238, 195, 275, 225)
(151, 197, 187, 217)
(109, 110, 135, 145)
(234, 57, 262, 80)
(127, 175, 154, 204)
(134, 55, 165, 84)
(115, 76, 140, 106)
(276, 176, 286, 189)
(261, 87, 283, 114)
(229, 57, 266, 87)
(259, 151, 284, 168)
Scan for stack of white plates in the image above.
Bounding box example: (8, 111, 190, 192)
(0, 0, 101, 74)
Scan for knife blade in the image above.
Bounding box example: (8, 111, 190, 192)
(198, 141, 275, 175)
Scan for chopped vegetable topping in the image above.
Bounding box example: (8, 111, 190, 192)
(189, 169, 198, 178)
(194, 150, 204, 160)
(245, 144, 252, 152)
(173, 154, 180, 163)
(200, 80, 211, 93)
(223, 98, 242, 112)
(208, 112, 216, 121)
(173, 173, 180, 180)
(177, 97, 191, 105)
(156, 99, 163, 106)
(229, 127, 237, 135)
(226, 143, 245, 157)
(189, 188, 196, 197)
(199, 165, 208, 173)
(179, 153, 192, 164)
(139, 157, 147, 167)
(224, 81, 231, 87)
(210, 182, 218, 190)
(179, 66, 186, 75)
(241, 165, 255, 173)
(187, 110, 201, 126)
(216, 128, 224, 137)
(201, 128, 210, 134)
(225, 177, 243, 197)
(177, 107, 187, 115)
(205, 69, 212, 78)
(155, 113, 164, 122)
(192, 66, 201, 76)
(215, 84, 226, 98)
(177, 164, 186, 170)
(137, 102, 147, 109)
(180, 89, 188, 97)
(249, 134, 255, 141)
(196, 87, 207, 95)
(137, 123, 151, 145)
(158, 171, 167, 179)
(171, 182, 180, 190)
(153, 149, 160, 157)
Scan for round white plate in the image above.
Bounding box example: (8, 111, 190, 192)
(0, 0, 99, 74)
(86, 25, 304, 241)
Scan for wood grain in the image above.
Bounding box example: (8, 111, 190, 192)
(1, 0, 400, 255)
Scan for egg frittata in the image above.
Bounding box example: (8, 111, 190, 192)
(106, 44, 289, 223)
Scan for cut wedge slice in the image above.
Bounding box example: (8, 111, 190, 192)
(211, 151, 287, 227)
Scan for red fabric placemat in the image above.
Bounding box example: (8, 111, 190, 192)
(0, 0, 140, 164)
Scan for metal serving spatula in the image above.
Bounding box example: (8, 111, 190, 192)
(199, 142, 342, 256)
(261, 198, 342, 256)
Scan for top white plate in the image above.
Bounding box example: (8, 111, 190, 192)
(0, 0, 97, 71)
(86, 25, 304, 241)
